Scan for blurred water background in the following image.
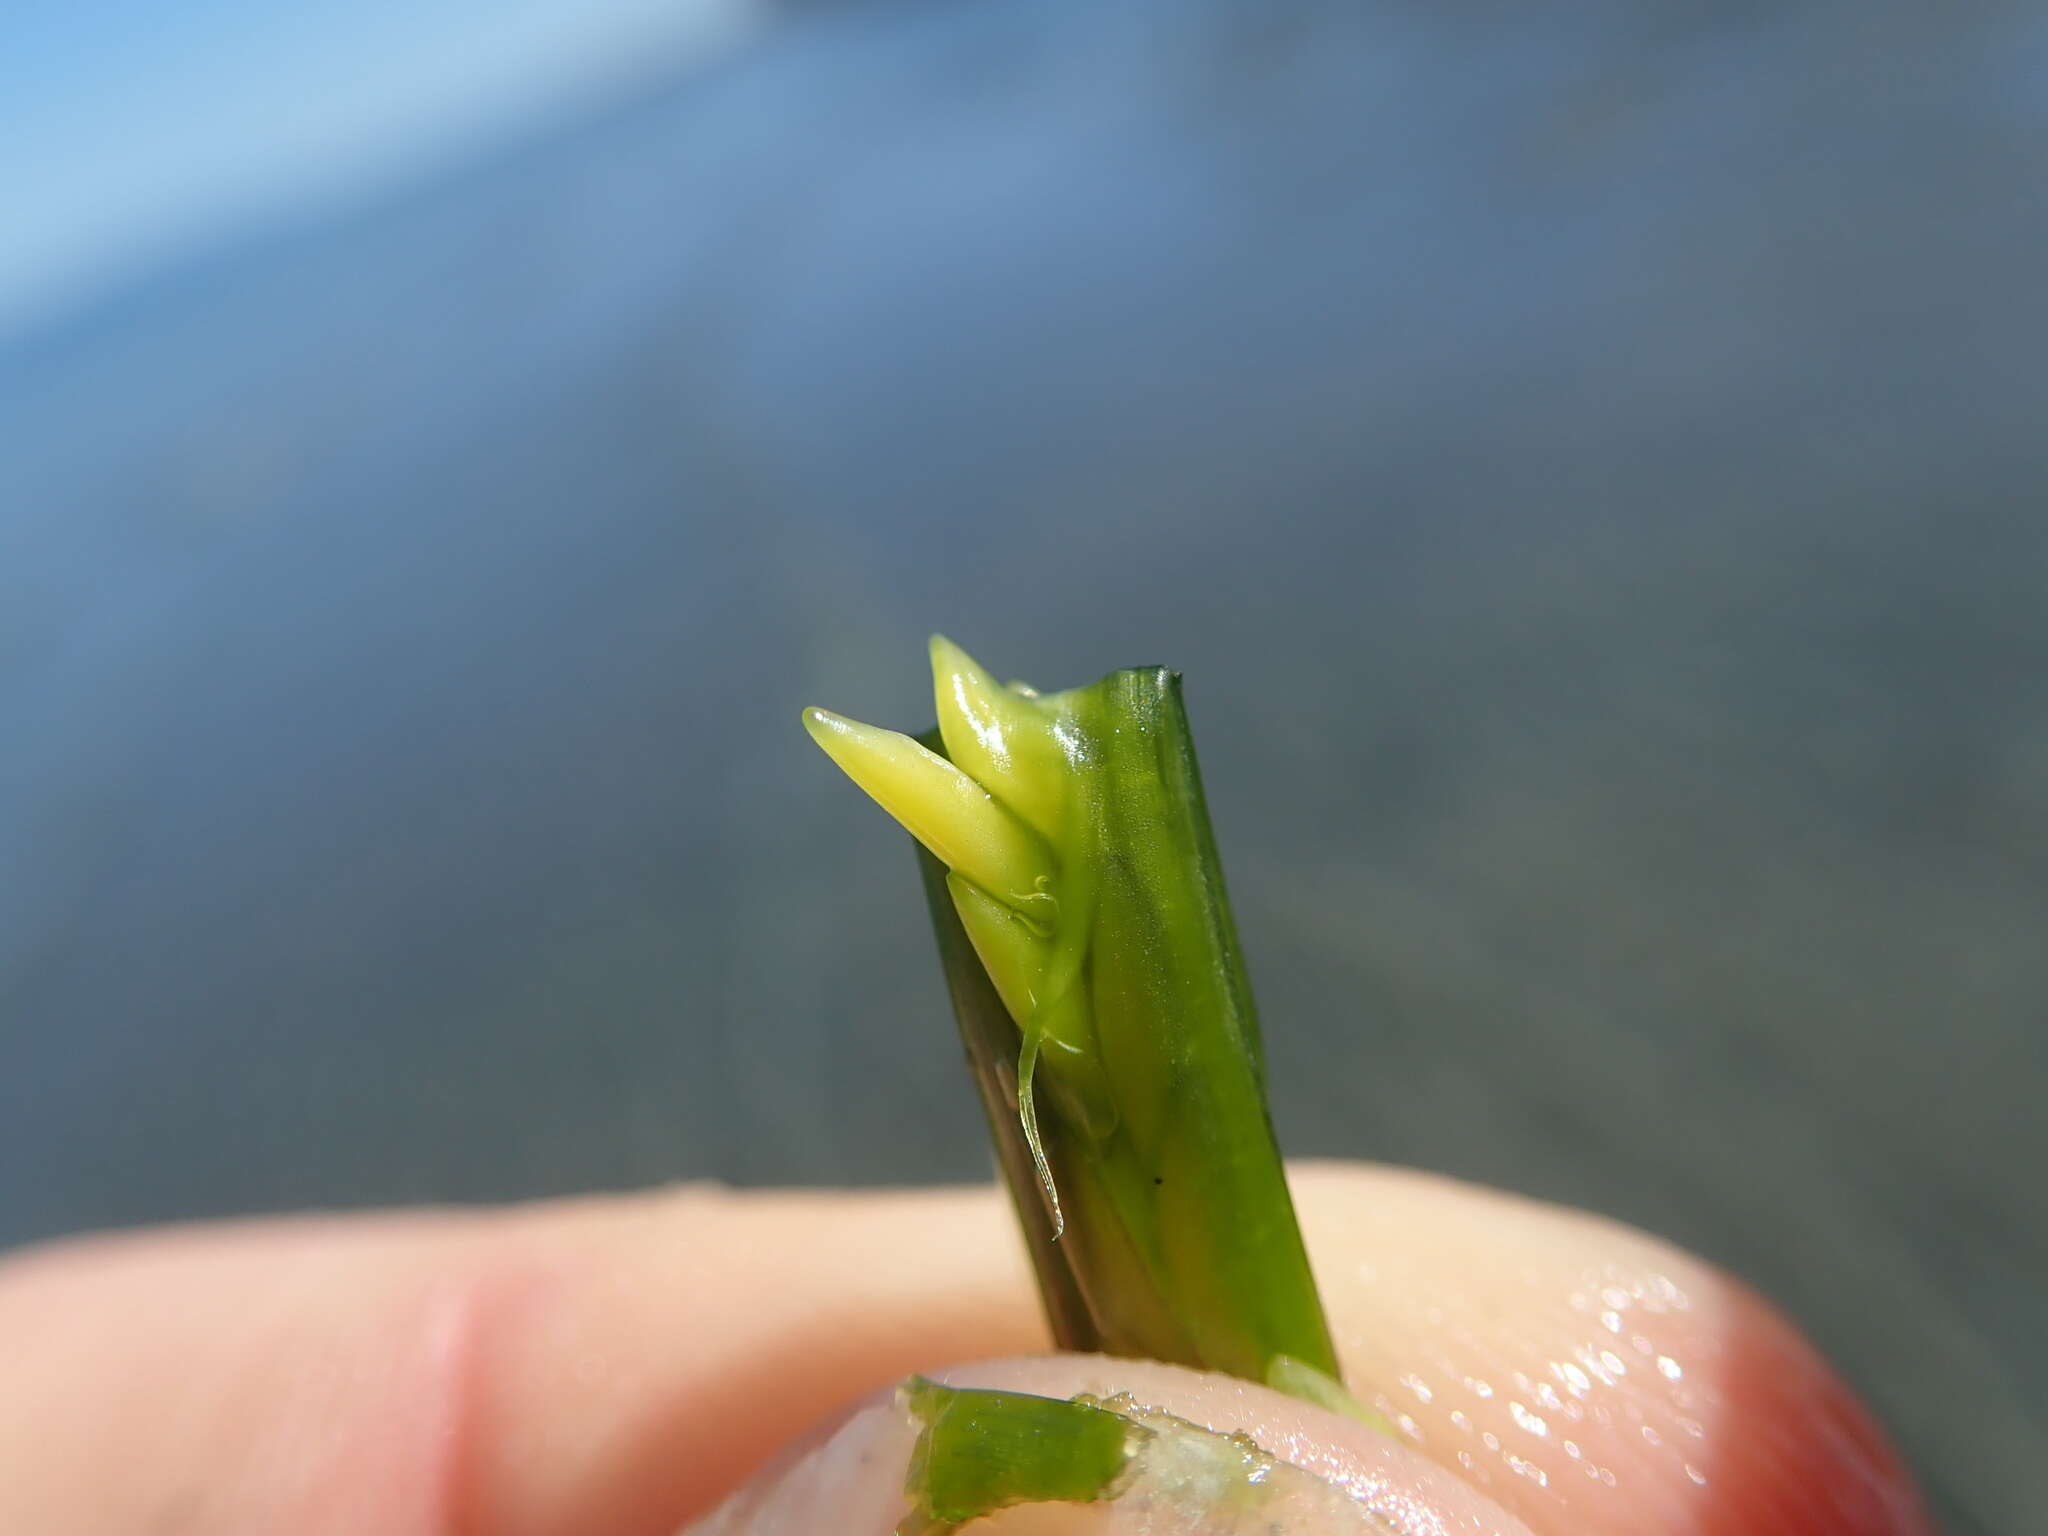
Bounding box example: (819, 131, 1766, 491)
(3, 1, 2044, 1529)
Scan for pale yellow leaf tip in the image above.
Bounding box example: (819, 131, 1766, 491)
(802, 703, 1049, 901)
(928, 635, 1067, 841)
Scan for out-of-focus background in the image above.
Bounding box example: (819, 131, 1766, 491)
(3, 0, 2043, 1527)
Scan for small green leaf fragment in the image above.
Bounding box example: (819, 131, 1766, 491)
(900, 1378, 1147, 1534)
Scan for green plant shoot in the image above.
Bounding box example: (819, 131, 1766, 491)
(803, 640, 1345, 1400)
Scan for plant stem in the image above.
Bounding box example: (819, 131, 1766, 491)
(805, 644, 1341, 1395)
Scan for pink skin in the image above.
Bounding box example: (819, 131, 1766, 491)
(1294, 1168, 1929, 1536)
(0, 1164, 1930, 1536)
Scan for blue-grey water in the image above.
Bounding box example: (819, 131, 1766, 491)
(1, 1, 2043, 1528)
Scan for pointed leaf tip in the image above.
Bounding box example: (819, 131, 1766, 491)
(802, 702, 1050, 901)
(929, 638, 1068, 841)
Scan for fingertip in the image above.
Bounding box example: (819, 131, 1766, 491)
(1287, 1163, 1932, 1536)
(1703, 1280, 1933, 1536)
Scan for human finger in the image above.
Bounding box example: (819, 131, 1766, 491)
(0, 1165, 1928, 1535)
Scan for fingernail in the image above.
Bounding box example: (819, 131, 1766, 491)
(683, 1355, 1535, 1536)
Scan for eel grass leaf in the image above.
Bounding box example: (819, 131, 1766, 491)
(897, 1378, 1143, 1535)
(802, 640, 1343, 1398)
